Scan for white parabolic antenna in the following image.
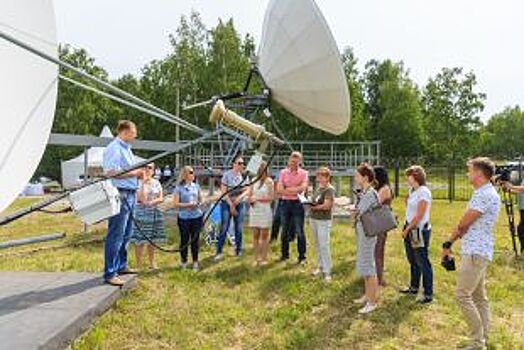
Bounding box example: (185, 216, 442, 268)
(0, 0, 58, 213)
(258, 0, 351, 135)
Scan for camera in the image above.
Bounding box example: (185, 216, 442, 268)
(494, 166, 512, 184)
(441, 255, 456, 271)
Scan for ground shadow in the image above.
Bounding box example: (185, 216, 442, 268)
(0, 277, 102, 317)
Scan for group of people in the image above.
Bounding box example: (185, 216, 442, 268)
(103, 120, 501, 350)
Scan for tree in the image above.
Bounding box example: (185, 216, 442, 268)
(421, 67, 486, 161)
(341, 47, 369, 141)
(361, 59, 424, 158)
(478, 106, 524, 158)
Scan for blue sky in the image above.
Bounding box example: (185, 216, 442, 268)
(54, 0, 524, 120)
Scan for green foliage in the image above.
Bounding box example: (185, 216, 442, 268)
(421, 67, 486, 161)
(478, 106, 524, 158)
(37, 11, 517, 181)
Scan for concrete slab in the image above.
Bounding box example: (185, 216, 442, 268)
(0, 272, 136, 350)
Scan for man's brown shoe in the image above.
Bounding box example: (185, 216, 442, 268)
(118, 268, 138, 275)
(105, 276, 125, 286)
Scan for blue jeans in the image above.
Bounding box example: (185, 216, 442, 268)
(216, 201, 245, 255)
(280, 199, 306, 261)
(404, 227, 433, 297)
(104, 189, 136, 280)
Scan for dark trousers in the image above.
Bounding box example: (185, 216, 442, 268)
(178, 216, 203, 263)
(280, 199, 306, 261)
(404, 228, 433, 297)
(271, 200, 296, 241)
(519, 210, 524, 252)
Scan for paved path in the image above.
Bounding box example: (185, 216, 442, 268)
(0, 272, 136, 350)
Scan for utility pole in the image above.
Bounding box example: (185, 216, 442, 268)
(175, 86, 180, 170)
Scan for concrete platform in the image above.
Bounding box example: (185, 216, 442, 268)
(0, 272, 137, 350)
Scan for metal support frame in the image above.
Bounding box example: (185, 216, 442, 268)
(0, 129, 223, 227)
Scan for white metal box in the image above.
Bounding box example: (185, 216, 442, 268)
(69, 180, 121, 225)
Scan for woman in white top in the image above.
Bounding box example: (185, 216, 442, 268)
(401, 165, 433, 304)
(247, 161, 274, 266)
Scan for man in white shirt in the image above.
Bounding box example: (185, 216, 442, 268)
(442, 157, 500, 350)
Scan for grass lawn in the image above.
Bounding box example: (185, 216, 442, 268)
(0, 198, 523, 349)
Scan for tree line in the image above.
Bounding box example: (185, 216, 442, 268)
(36, 11, 523, 179)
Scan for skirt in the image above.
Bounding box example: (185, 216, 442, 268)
(355, 221, 377, 277)
(248, 203, 272, 229)
(131, 204, 167, 244)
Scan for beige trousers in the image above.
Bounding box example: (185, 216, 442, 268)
(455, 254, 490, 347)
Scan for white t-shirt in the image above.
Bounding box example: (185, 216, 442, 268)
(461, 183, 501, 261)
(405, 186, 432, 228)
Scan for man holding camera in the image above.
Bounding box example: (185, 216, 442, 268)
(442, 157, 500, 350)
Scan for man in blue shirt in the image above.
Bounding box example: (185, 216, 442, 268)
(103, 120, 143, 286)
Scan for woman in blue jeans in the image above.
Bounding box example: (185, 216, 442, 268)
(215, 156, 249, 261)
(401, 165, 433, 304)
(173, 166, 204, 271)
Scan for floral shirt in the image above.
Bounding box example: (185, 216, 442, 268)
(461, 183, 501, 261)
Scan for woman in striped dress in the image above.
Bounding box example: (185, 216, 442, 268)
(351, 163, 380, 314)
(247, 162, 274, 266)
(131, 163, 166, 270)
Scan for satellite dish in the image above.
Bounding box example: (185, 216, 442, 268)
(258, 0, 351, 135)
(0, 0, 58, 213)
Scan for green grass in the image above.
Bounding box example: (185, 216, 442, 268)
(0, 199, 523, 349)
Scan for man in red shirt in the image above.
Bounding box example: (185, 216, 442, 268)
(277, 151, 309, 264)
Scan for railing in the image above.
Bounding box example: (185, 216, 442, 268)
(180, 140, 381, 175)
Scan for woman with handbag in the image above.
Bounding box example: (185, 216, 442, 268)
(401, 165, 433, 304)
(351, 163, 380, 314)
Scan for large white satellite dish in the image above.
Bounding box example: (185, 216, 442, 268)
(0, 0, 58, 213)
(258, 0, 350, 135)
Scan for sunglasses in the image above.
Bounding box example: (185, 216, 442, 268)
(146, 166, 154, 170)
(188, 170, 194, 175)
(236, 161, 245, 165)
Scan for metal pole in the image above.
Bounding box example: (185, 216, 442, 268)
(0, 29, 203, 134)
(83, 147, 89, 233)
(0, 233, 65, 250)
(176, 86, 181, 170)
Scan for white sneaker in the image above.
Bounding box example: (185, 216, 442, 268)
(324, 275, 332, 283)
(358, 302, 377, 314)
(180, 262, 187, 270)
(192, 262, 199, 271)
(214, 254, 223, 262)
(311, 269, 322, 277)
(353, 295, 367, 304)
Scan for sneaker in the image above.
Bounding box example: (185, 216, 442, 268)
(399, 287, 418, 295)
(353, 295, 368, 304)
(236, 251, 243, 258)
(180, 262, 187, 270)
(214, 254, 224, 262)
(298, 259, 307, 266)
(192, 262, 199, 272)
(324, 275, 332, 283)
(311, 269, 322, 277)
(278, 256, 289, 263)
(417, 296, 433, 304)
(358, 302, 377, 315)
